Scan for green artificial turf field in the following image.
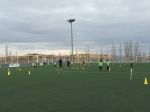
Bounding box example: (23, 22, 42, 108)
(0, 63, 150, 112)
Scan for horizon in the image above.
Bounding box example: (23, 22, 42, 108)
(0, 41, 150, 57)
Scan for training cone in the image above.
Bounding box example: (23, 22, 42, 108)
(28, 70, 31, 75)
(8, 70, 10, 76)
(144, 77, 148, 85)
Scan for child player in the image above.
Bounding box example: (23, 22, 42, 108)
(106, 59, 110, 71)
(99, 58, 103, 72)
(130, 58, 133, 80)
(66, 59, 70, 68)
(58, 58, 63, 68)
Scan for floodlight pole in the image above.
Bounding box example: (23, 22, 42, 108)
(67, 19, 75, 63)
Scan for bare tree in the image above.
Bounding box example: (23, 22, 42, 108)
(119, 42, 122, 65)
(133, 41, 139, 62)
(124, 40, 133, 62)
(112, 43, 116, 62)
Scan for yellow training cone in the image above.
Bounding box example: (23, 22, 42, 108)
(8, 70, 11, 76)
(144, 77, 148, 85)
(28, 70, 31, 75)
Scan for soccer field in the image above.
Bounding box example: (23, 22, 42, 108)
(0, 63, 150, 112)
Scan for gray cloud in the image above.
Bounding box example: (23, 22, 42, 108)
(0, 0, 150, 54)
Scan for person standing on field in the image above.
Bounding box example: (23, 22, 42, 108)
(130, 58, 133, 69)
(107, 59, 110, 71)
(58, 58, 63, 68)
(66, 59, 70, 68)
(99, 58, 103, 72)
(130, 58, 134, 80)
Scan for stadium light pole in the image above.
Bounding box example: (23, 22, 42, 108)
(67, 18, 75, 63)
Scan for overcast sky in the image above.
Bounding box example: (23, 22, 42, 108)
(0, 0, 150, 55)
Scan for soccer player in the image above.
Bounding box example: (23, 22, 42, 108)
(99, 58, 103, 71)
(66, 59, 70, 68)
(130, 58, 133, 80)
(106, 59, 110, 71)
(130, 58, 133, 69)
(58, 58, 63, 68)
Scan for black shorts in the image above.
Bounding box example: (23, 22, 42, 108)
(99, 66, 102, 70)
(107, 66, 109, 70)
(59, 64, 62, 68)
